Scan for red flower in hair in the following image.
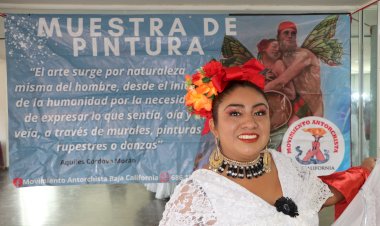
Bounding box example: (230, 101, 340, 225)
(192, 72, 204, 86)
(184, 58, 266, 135)
(212, 59, 266, 92)
(202, 60, 224, 78)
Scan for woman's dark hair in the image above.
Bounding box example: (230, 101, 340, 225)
(211, 80, 267, 125)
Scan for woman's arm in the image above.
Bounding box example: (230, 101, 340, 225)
(322, 185, 344, 207)
(265, 50, 311, 91)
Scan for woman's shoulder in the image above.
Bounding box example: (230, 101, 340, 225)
(268, 148, 294, 163)
(269, 148, 304, 166)
(268, 148, 314, 180)
(174, 169, 231, 198)
(172, 169, 213, 193)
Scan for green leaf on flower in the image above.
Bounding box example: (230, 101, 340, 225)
(202, 77, 211, 83)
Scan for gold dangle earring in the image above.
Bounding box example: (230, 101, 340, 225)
(209, 137, 224, 172)
(263, 139, 272, 173)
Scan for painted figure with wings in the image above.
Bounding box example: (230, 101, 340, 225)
(221, 15, 343, 148)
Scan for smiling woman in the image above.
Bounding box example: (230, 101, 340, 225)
(209, 82, 270, 163)
(159, 58, 350, 226)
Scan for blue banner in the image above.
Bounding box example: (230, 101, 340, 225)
(6, 14, 350, 186)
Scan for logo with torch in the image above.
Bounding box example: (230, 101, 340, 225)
(295, 128, 330, 165)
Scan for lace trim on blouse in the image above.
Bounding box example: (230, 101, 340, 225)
(272, 150, 333, 213)
(159, 179, 217, 226)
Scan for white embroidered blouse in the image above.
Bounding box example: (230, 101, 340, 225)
(159, 149, 333, 226)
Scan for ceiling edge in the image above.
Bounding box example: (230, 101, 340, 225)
(0, 3, 357, 14)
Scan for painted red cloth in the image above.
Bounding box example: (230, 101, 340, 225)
(277, 21, 297, 34)
(319, 166, 370, 219)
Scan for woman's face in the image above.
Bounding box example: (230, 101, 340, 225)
(210, 86, 270, 161)
(265, 41, 280, 60)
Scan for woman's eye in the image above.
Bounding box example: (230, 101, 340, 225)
(254, 110, 267, 116)
(229, 111, 241, 116)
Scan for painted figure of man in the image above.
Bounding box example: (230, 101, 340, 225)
(266, 21, 324, 118)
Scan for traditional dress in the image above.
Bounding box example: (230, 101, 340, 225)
(160, 150, 333, 226)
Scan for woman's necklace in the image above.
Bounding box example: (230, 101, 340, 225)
(209, 148, 271, 179)
(208, 146, 299, 217)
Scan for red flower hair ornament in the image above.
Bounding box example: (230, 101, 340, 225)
(185, 58, 266, 135)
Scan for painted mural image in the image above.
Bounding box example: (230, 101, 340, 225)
(221, 15, 342, 138)
(195, 15, 350, 176)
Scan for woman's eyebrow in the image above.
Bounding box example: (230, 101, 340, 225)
(252, 103, 269, 109)
(224, 102, 268, 111)
(224, 104, 244, 110)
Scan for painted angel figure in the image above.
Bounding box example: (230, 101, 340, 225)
(221, 15, 343, 147)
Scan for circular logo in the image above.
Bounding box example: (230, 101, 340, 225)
(281, 116, 345, 176)
(13, 178, 23, 188)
